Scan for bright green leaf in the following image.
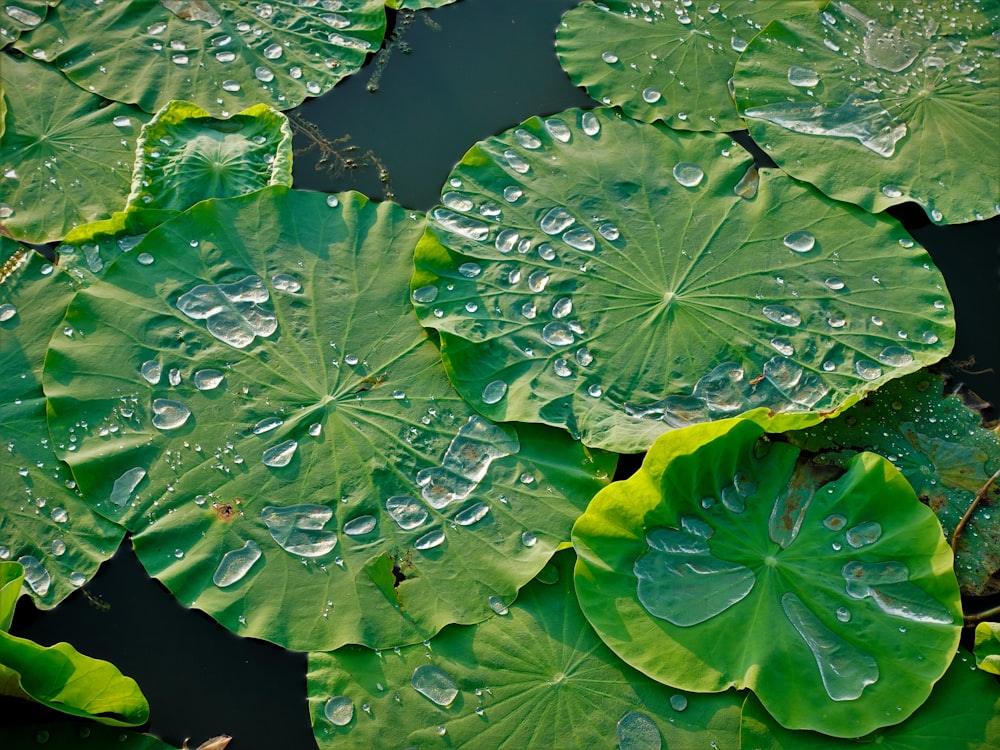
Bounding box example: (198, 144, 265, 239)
(733, 0, 1000, 224)
(57, 100, 294, 284)
(739, 649, 1000, 749)
(788, 371, 1000, 595)
(43, 187, 614, 651)
(975, 622, 1000, 675)
(15, 0, 387, 116)
(0, 561, 149, 726)
(573, 417, 962, 737)
(0, 242, 125, 608)
(0, 52, 150, 244)
(411, 108, 955, 453)
(308, 550, 743, 749)
(556, 0, 824, 132)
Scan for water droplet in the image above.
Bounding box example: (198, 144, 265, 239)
(262, 439, 298, 467)
(213, 540, 262, 587)
(16, 555, 50, 597)
(854, 360, 883, 380)
(263, 43, 283, 59)
(782, 592, 878, 700)
(386, 495, 429, 531)
(50, 507, 68, 523)
(521, 531, 537, 547)
(783, 231, 816, 253)
(527, 270, 550, 292)
(193, 369, 224, 391)
(587, 384, 603, 398)
(540, 207, 575, 235)
(515, 129, 542, 149)
(824, 513, 847, 531)
(151, 399, 191, 430)
(455, 502, 490, 526)
(69, 571, 86, 587)
(581, 111, 601, 136)
(432, 208, 490, 241)
(503, 186, 523, 202)
(271, 273, 302, 293)
(544, 119, 571, 143)
(487, 595, 509, 615)
(669, 694, 688, 712)
(50, 539, 66, 556)
(252, 417, 283, 435)
(881, 184, 903, 198)
(171, 53, 190, 65)
(836, 606, 851, 623)
(845, 521, 882, 549)
(635, 528, 755, 626)
(841, 561, 953, 624)
(324, 696, 354, 726)
(877, 347, 914, 367)
(412, 285, 439, 304)
(763, 305, 801, 328)
(110, 467, 146, 507)
(553, 359, 572, 377)
(601, 51, 619, 64)
(672, 162, 704, 187)
(177, 275, 277, 349)
(541, 322, 574, 347)
(262, 505, 337, 557)
(442, 192, 474, 212)
(457, 262, 482, 278)
(140, 360, 162, 384)
(411, 664, 459, 707)
(255, 65, 275, 82)
(503, 149, 530, 174)
(642, 87, 662, 103)
(481, 380, 507, 405)
(788, 65, 820, 87)
(616, 711, 662, 750)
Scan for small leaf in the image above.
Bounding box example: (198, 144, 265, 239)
(974, 622, 1000, 675)
(308, 551, 744, 749)
(733, 0, 1000, 224)
(572, 417, 962, 737)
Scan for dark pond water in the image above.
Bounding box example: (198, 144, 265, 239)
(7, 1, 998, 748)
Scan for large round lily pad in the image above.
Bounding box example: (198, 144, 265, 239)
(733, 0, 1000, 224)
(572, 417, 962, 737)
(556, 0, 824, 131)
(42, 187, 614, 652)
(411, 107, 955, 453)
(788, 371, 1000, 595)
(308, 550, 743, 749)
(739, 649, 1000, 749)
(0, 242, 124, 608)
(0, 52, 149, 244)
(15, 0, 386, 116)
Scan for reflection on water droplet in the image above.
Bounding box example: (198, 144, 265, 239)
(877, 347, 914, 367)
(110, 467, 145, 507)
(343, 515, 376, 536)
(581, 111, 600, 136)
(854, 360, 883, 380)
(642, 87, 662, 103)
(616, 710, 662, 750)
(415, 529, 446, 551)
(672, 163, 704, 187)
(763, 305, 801, 327)
(411, 664, 459, 707)
(412, 285, 438, 303)
(602, 51, 619, 64)
(262, 505, 337, 557)
(669, 694, 688, 712)
(194, 369, 224, 390)
(836, 606, 851, 623)
(782, 592, 878, 700)
(842, 560, 954, 624)
(635, 528, 755, 626)
(845, 521, 882, 548)
(262, 439, 298, 467)
(545, 119, 571, 143)
(212, 540, 262, 588)
(386, 495, 428, 531)
(140, 360, 162, 384)
(788, 65, 820, 87)
(515, 128, 542, 150)
(521, 531, 538, 547)
(783, 231, 816, 253)
(152, 399, 191, 430)
(823, 513, 847, 531)
(253, 417, 283, 435)
(488, 595, 509, 615)
(51, 507, 68, 523)
(882, 184, 902, 198)
(542, 322, 574, 347)
(455, 502, 490, 526)
(18, 555, 51, 596)
(324, 696, 354, 726)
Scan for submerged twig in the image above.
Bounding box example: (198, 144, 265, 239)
(951, 467, 1000, 552)
(964, 603, 1000, 625)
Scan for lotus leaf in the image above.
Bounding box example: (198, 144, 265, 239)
(733, 0, 1000, 224)
(58, 100, 294, 284)
(572, 417, 962, 737)
(0, 561, 150, 726)
(411, 107, 954, 453)
(788, 371, 1000, 595)
(0, 0, 55, 45)
(0, 52, 149, 244)
(556, 0, 824, 132)
(42, 187, 615, 651)
(15, 0, 387, 116)
(739, 649, 1000, 749)
(974, 622, 1000, 675)
(0, 723, 177, 749)
(0, 242, 124, 608)
(387, 1, 459, 8)
(308, 550, 743, 749)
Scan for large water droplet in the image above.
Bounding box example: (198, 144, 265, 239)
(672, 163, 704, 187)
(386, 495, 429, 531)
(481, 380, 507, 405)
(18, 555, 51, 596)
(763, 305, 802, 327)
(581, 111, 600, 136)
(415, 529, 446, 550)
(541, 322, 575, 347)
(411, 664, 459, 707)
(540, 207, 575, 235)
(845, 521, 882, 548)
(781, 592, 878, 701)
(262, 439, 298, 467)
(616, 711, 662, 750)
(545, 118, 571, 142)
(140, 360, 162, 384)
(635, 528, 755, 626)
(854, 360, 883, 381)
(261, 505, 337, 557)
(783, 231, 816, 253)
(842, 560, 953, 624)
(177, 275, 277, 349)
(152, 399, 191, 430)
(788, 65, 820, 87)
(877, 347, 914, 367)
(324, 696, 354, 726)
(454, 501, 490, 526)
(110, 467, 146, 507)
(212, 540, 262, 588)
(194, 369, 225, 390)
(343, 515, 377, 536)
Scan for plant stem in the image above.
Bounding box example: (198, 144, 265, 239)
(951, 467, 1000, 552)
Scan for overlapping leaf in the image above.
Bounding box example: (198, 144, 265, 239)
(58, 100, 293, 284)
(733, 0, 1000, 224)
(308, 550, 743, 749)
(0, 562, 149, 726)
(572, 418, 962, 737)
(0, 53, 149, 244)
(0, 1, 55, 45)
(788, 371, 1000, 594)
(0, 241, 124, 608)
(15, 0, 386, 116)
(739, 649, 1000, 749)
(411, 107, 954, 453)
(556, 0, 824, 131)
(43, 187, 614, 652)
(974, 622, 1000, 675)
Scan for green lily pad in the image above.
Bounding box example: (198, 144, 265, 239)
(0, 1, 55, 45)
(0, 52, 150, 244)
(0, 242, 124, 608)
(58, 99, 293, 284)
(410, 107, 955, 453)
(0, 561, 150, 726)
(42, 187, 614, 651)
(556, 0, 824, 132)
(974, 622, 1000, 675)
(787, 371, 1000, 595)
(572, 417, 962, 737)
(739, 649, 1000, 749)
(0, 723, 178, 750)
(733, 0, 1000, 224)
(15, 0, 386, 116)
(308, 550, 743, 749)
